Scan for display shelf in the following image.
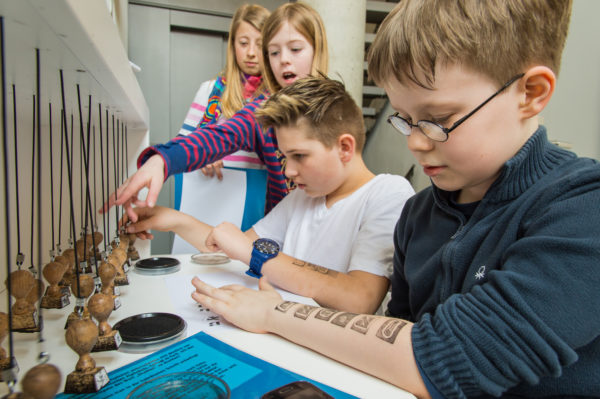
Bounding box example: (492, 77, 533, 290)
(1, 0, 148, 131)
(0, 0, 151, 310)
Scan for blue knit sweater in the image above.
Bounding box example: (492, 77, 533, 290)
(389, 127, 600, 398)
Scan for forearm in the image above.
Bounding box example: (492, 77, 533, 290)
(266, 301, 430, 398)
(171, 213, 213, 252)
(138, 102, 262, 177)
(261, 254, 389, 314)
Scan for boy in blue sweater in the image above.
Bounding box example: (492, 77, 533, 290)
(190, 0, 600, 397)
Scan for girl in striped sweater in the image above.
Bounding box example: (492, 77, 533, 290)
(106, 2, 329, 224)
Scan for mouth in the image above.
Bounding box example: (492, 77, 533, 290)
(282, 72, 297, 83)
(422, 165, 446, 177)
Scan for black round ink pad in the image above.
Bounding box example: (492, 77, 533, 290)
(134, 256, 181, 275)
(114, 312, 187, 353)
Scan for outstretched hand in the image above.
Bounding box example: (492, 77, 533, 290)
(191, 276, 282, 334)
(99, 154, 165, 221)
(120, 205, 182, 240)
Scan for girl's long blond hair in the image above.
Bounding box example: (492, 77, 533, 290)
(221, 4, 270, 119)
(261, 2, 329, 94)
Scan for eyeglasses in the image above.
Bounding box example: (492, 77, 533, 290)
(387, 73, 525, 142)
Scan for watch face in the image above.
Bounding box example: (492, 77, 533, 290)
(254, 238, 279, 255)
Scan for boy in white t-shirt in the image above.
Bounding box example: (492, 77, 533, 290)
(125, 77, 414, 314)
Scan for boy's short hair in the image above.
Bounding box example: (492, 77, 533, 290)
(256, 77, 366, 151)
(368, 0, 573, 88)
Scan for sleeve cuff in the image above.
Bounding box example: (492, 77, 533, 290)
(415, 353, 446, 399)
(137, 147, 168, 181)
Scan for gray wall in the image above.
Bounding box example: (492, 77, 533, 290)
(540, 0, 600, 160)
(128, 3, 232, 254)
(364, 0, 600, 193)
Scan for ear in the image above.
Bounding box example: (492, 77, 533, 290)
(337, 134, 356, 163)
(519, 66, 556, 119)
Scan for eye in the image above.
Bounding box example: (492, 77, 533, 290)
(430, 115, 452, 126)
(269, 50, 280, 57)
(292, 154, 305, 160)
(291, 47, 302, 53)
(395, 113, 412, 125)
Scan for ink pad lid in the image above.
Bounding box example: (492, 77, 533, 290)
(134, 257, 181, 275)
(191, 252, 230, 265)
(114, 312, 186, 353)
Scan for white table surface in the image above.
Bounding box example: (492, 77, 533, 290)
(2, 254, 415, 398)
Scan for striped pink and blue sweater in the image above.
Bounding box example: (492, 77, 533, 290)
(137, 95, 289, 212)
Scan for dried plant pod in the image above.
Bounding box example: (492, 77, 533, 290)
(64, 318, 109, 393)
(21, 363, 62, 399)
(98, 262, 117, 296)
(8, 270, 36, 315)
(118, 233, 130, 245)
(127, 233, 137, 245)
(43, 262, 67, 296)
(41, 262, 70, 309)
(54, 254, 71, 268)
(112, 248, 127, 266)
(26, 279, 45, 305)
(62, 249, 76, 265)
(88, 293, 114, 337)
(65, 318, 98, 372)
(70, 274, 95, 300)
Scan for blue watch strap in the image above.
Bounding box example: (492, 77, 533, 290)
(247, 238, 279, 278)
(246, 251, 265, 278)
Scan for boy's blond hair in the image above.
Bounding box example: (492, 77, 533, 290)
(261, 2, 329, 94)
(221, 4, 270, 118)
(256, 77, 365, 151)
(368, 0, 572, 88)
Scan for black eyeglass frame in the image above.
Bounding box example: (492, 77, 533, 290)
(387, 73, 525, 142)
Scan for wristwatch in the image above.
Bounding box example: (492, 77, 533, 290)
(246, 238, 280, 278)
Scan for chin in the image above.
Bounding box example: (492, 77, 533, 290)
(306, 190, 326, 198)
(430, 177, 460, 193)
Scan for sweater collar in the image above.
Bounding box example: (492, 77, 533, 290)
(487, 126, 576, 202)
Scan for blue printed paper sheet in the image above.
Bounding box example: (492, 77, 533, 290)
(57, 331, 357, 398)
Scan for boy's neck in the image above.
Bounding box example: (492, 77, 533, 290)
(325, 158, 375, 208)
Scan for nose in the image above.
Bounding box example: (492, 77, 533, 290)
(279, 48, 290, 64)
(283, 161, 297, 179)
(405, 126, 435, 154)
(247, 42, 257, 58)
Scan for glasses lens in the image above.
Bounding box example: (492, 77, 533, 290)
(418, 121, 447, 142)
(388, 115, 411, 136)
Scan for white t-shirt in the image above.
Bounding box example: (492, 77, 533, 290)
(252, 174, 415, 278)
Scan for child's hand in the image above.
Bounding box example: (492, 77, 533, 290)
(200, 160, 224, 180)
(191, 276, 282, 333)
(205, 222, 253, 264)
(122, 206, 181, 240)
(99, 154, 165, 221)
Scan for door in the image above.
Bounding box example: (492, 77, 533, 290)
(129, 3, 228, 254)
